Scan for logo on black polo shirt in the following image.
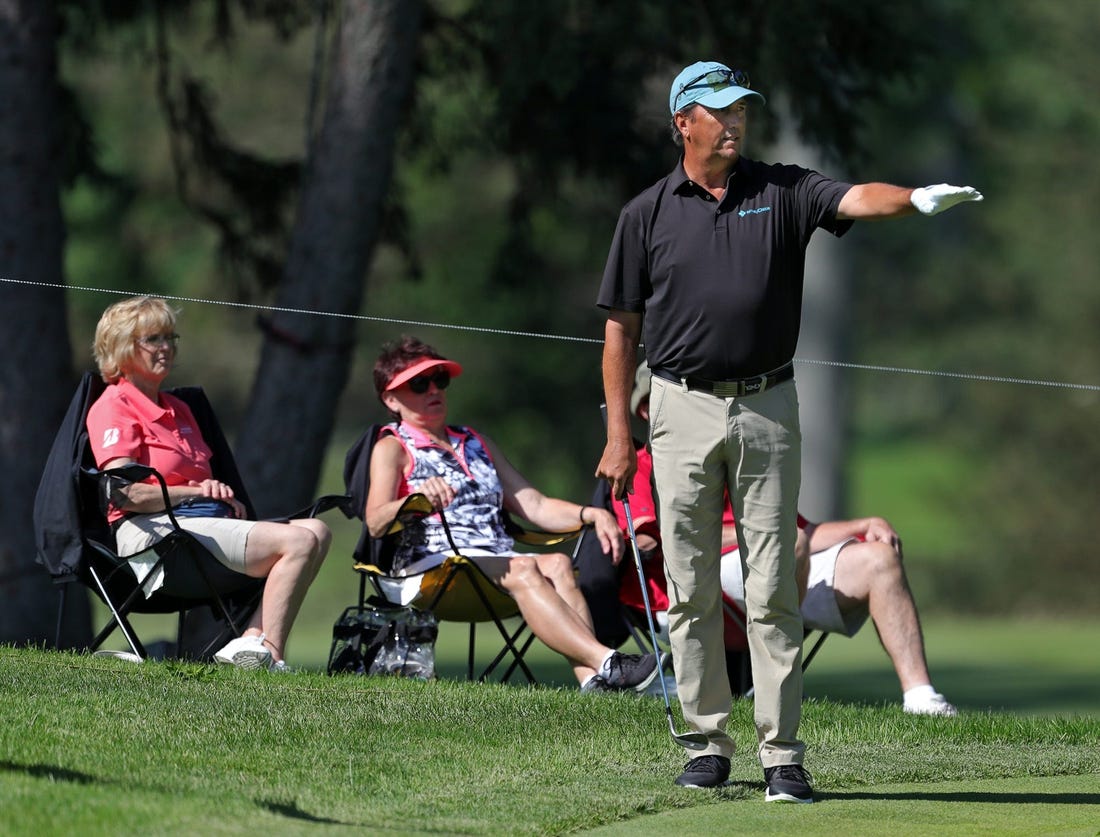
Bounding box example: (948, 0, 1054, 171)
(738, 206, 772, 218)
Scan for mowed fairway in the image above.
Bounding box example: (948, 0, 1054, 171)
(585, 774, 1100, 835)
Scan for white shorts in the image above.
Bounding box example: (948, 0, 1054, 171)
(720, 538, 868, 637)
(382, 548, 514, 606)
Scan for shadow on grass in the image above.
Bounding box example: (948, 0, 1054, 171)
(256, 798, 353, 825)
(255, 798, 442, 832)
(0, 760, 101, 785)
(820, 790, 1100, 804)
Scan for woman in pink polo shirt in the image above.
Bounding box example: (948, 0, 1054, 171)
(85, 295, 332, 671)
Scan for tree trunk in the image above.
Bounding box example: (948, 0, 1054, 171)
(798, 226, 851, 522)
(234, 0, 424, 516)
(770, 98, 851, 522)
(0, 0, 89, 645)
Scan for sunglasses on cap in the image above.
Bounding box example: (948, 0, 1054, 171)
(406, 370, 451, 394)
(673, 67, 751, 111)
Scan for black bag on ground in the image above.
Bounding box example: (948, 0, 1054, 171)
(327, 598, 438, 679)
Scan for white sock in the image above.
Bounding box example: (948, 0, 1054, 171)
(581, 674, 598, 690)
(903, 684, 937, 705)
(597, 650, 617, 679)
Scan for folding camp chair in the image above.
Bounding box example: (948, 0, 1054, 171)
(341, 424, 581, 684)
(33, 371, 348, 662)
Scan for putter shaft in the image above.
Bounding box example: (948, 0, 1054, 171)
(622, 496, 708, 751)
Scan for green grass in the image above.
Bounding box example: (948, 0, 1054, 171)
(2, 642, 1099, 835)
(91, 578, 1100, 720)
(51, 442, 1100, 832)
(802, 616, 1100, 718)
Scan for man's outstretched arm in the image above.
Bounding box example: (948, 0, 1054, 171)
(838, 182, 983, 220)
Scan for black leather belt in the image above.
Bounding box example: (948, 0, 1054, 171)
(651, 363, 794, 397)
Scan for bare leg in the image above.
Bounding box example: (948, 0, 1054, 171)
(534, 552, 602, 682)
(831, 542, 933, 693)
(479, 554, 608, 683)
(534, 552, 596, 630)
(242, 518, 332, 662)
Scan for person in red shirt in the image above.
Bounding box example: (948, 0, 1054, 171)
(86, 295, 332, 671)
(610, 362, 956, 717)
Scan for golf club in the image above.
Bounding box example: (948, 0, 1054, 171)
(622, 496, 708, 751)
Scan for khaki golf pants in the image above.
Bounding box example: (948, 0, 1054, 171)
(649, 375, 806, 768)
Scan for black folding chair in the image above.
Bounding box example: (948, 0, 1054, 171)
(33, 371, 347, 662)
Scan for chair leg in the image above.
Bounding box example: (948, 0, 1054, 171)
(496, 630, 538, 683)
(467, 623, 476, 681)
(625, 612, 652, 655)
(54, 584, 67, 650)
(189, 555, 257, 646)
(802, 631, 829, 671)
(86, 565, 148, 659)
(176, 610, 187, 659)
(463, 574, 537, 684)
(481, 631, 536, 683)
(428, 560, 538, 685)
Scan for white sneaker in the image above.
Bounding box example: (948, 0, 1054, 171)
(214, 634, 272, 670)
(92, 649, 144, 664)
(904, 691, 958, 717)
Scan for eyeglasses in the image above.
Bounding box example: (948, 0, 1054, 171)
(673, 67, 751, 112)
(406, 370, 451, 394)
(137, 333, 180, 349)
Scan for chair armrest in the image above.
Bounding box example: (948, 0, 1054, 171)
(86, 463, 181, 530)
(505, 513, 584, 547)
(276, 493, 356, 521)
(388, 493, 435, 533)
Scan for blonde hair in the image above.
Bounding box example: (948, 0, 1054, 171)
(93, 296, 178, 384)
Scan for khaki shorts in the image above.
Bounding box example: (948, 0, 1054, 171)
(115, 513, 256, 573)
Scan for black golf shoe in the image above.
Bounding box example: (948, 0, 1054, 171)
(675, 755, 731, 788)
(764, 764, 814, 803)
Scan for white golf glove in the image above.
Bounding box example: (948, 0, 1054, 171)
(910, 184, 984, 216)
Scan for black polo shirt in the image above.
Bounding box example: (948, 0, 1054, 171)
(597, 157, 853, 380)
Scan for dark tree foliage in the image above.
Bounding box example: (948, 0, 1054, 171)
(846, 2, 1100, 614)
(50, 2, 947, 500)
(57, 1, 944, 305)
(370, 0, 951, 487)
(413, 0, 944, 189)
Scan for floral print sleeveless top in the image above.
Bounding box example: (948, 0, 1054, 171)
(385, 421, 512, 572)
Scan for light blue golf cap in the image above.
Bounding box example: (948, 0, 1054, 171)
(669, 61, 765, 114)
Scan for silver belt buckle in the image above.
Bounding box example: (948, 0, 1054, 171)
(712, 380, 740, 397)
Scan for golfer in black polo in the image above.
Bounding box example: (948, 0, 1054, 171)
(596, 60, 982, 802)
